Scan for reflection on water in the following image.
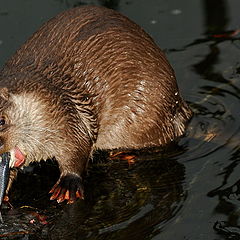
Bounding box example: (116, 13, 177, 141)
(0, 0, 240, 239)
(49, 150, 186, 239)
(0, 148, 187, 239)
(180, 0, 240, 239)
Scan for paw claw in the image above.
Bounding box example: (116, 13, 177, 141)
(57, 197, 65, 203)
(65, 190, 70, 200)
(50, 186, 61, 200)
(67, 199, 75, 204)
(49, 181, 59, 194)
(76, 190, 84, 200)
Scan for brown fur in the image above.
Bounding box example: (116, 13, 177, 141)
(0, 6, 192, 198)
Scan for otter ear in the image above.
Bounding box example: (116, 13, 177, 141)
(0, 88, 9, 101)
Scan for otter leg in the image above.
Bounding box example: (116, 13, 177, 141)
(109, 151, 136, 165)
(49, 146, 91, 204)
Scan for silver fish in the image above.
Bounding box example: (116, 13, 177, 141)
(0, 152, 10, 223)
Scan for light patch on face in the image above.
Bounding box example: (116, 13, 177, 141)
(6, 92, 60, 165)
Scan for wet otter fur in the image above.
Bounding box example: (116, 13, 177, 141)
(0, 6, 192, 203)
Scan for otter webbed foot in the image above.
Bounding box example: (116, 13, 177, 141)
(49, 174, 84, 204)
(110, 151, 136, 165)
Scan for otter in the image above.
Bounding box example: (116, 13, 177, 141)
(0, 6, 192, 204)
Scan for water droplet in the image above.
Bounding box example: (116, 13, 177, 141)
(176, 101, 179, 104)
(150, 20, 157, 24)
(174, 92, 178, 96)
(171, 9, 182, 15)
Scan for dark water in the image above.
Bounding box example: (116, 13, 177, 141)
(0, 0, 240, 239)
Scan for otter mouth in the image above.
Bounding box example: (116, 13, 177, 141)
(9, 147, 26, 168)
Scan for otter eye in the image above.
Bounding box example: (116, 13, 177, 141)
(0, 118, 5, 126)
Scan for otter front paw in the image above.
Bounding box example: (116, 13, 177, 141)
(49, 174, 84, 204)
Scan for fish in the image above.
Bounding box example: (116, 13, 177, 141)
(0, 152, 10, 223)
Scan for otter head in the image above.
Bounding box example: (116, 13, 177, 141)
(0, 87, 26, 168)
(0, 87, 59, 169)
